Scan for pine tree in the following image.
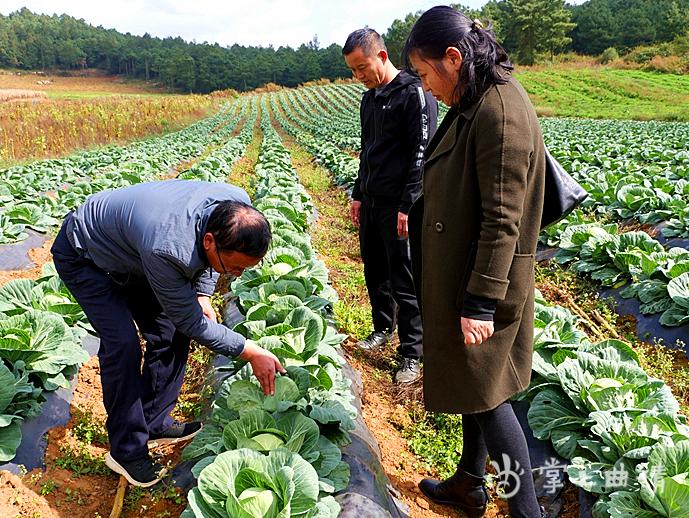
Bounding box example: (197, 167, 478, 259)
(501, 0, 575, 65)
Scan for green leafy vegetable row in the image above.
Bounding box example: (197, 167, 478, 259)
(523, 291, 689, 517)
(285, 87, 361, 152)
(543, 118, 689, 236)
(553, 222, 689, 327)
(0, 264, 91, 461)
(272, 92, 358, 189)
(181, 106, 354, 518)
(178, 98, 258, 183)
(284, 84, 689, 240)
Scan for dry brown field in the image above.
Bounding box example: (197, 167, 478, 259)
(0, 71, 221, 164)
(0, 69, 167, 98)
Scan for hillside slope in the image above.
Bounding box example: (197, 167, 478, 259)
(516, 66, 689, 120)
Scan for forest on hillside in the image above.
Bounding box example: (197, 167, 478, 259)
(0, 8, 350, 92)
(1, 0, 688, 92)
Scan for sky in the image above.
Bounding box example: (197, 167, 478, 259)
(2, 0, 499, 48)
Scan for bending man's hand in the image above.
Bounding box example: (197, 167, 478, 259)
(461, 317, 494, 346)
(350, 200, 361, 228)
(397, 211, 408, 238)
(197, 295, 217, 323)
(239, 339, 287, 395)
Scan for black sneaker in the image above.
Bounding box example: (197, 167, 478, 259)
(148, 421, 203, 447)
(395, 357, 421, 384)
(105, 452, 167, 488)
(356, 331, 390, 351)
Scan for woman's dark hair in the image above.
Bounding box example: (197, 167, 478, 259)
(403, 5, 513, 107)
(206, 200, 271, 257)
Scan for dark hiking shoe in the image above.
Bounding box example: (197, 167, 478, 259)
(395, 357, 421, 384)
(148, 421, 203, 447)
(419, 467, 488, 518)
(105, 452, 167, 488)
(355, 331, 390, 351)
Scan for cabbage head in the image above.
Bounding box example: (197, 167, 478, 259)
(183, 448, 339, 518)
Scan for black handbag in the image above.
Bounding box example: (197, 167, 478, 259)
(540, 147, 588, 229)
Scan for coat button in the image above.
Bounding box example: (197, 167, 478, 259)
(435, 222, 444, 232)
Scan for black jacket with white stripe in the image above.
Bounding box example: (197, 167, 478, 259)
(352, 70, 438, 214)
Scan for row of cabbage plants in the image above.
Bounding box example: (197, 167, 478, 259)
(546, 221, 689, 327)
(543, 118, 689, 236)
(178, 98, 258, 183)
(287, 88, 361, 152)
(180, 114, 355, 517)
(309, 85, 361, 121)
(293, 84, 689, 238)
(0, 264, 91, 461)
(271, 92, 359, 189)
(0, 97, 251, 244)
(525, 290, 689, 517)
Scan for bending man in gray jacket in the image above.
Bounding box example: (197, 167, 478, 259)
(51, 179, 285, 487)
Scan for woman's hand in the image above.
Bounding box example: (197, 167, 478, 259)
(197, 295, 217, 323)
(239, 339, 287, 395)
(461, 317, 494, 346)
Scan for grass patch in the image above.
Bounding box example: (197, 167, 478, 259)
(152, 485, 184, 506)
(39, 479, 58, 496)
(333, 300, 372, 341)
(174, 342, 215, 421)
(122, 479, 184, 514)
(72, 407, 108, 446)
(637, 344, 689, 416)
(124, 486, 147, 511)
(330, 257, 371, 340)
(53, 442, 109, 477)
(405, 409, 464, 480)
(62, 487, 85, 505)
(516, 66, 689, 121)
(229, 120, 262, 197)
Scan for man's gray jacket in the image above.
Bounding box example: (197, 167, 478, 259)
(64, 179, 250, 357)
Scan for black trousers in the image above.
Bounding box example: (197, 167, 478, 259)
(359, 201, 422, 359)
(51, 223, 190, 462)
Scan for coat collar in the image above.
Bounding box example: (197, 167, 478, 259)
(458, 97, 483, 120)
(425, 86, 493, 165)
(425, 108, 460, 165)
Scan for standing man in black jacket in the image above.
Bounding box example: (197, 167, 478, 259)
(343, 28, 437, 383)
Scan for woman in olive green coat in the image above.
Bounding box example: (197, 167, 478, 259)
(405, 6, 545, 518)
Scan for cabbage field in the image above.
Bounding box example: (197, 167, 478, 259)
(1, 82, 688, 517)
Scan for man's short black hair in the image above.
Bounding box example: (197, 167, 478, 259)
(343, 28, 386, 56)
(206, 201, 271, 257)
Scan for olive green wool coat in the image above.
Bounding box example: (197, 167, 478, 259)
(409, 77, 546, 414)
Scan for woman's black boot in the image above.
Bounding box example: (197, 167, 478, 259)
(418, 467, 488, 517)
